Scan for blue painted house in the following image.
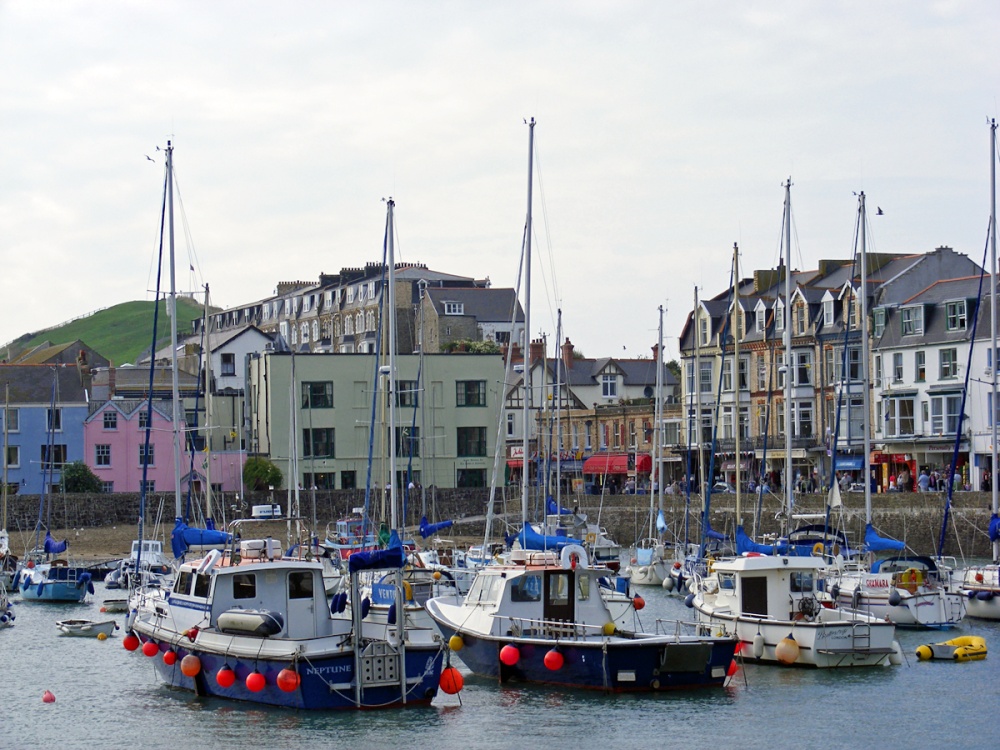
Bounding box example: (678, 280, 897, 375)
(1, 342, 108, 495)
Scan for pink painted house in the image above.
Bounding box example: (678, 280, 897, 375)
(84, 400, 187, 494)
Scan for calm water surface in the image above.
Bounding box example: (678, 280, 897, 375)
(1, 580, 998, 750)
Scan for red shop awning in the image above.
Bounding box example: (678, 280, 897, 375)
(582, 453, 652, 475)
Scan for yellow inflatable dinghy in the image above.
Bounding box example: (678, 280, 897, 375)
(915, 635, 987, 662)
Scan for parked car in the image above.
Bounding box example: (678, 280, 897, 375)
(712, 482, 737, 494)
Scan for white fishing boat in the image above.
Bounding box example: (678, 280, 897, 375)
(689, 552, 900, 668)
(56, 618, 119, 638)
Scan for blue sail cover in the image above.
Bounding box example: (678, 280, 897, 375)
(735, 526, 787, 555)
(419, 516, 454, 538)
(171, 518, 232, 558)
(518, 523, 580, 551)
(546, 497, 573, 516)
(43, 532, 68, 554)
(864, 523, 906, 553)
(989, 513, 1000, 543)
(348, 544, 405, 573)
(704, 521, 728, 541)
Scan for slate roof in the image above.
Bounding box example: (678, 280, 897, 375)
(426, 288, 524, 323)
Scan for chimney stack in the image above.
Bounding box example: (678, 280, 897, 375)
(529, 338, 545, 366)
(561, 337, 574, 371)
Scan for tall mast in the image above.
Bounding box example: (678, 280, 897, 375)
(782, 178, 793, 525)
(166, 142, 183, 521)
(203, 284, 214, 524)
(654, 305, 665, 535)
(387, 199, 399, 531)
(418, 279, 428, 519)
(859, 193, 873, 524)
(521, 118, 535, 530)
(2, 383, 8, 543)
(733, 243, 742, 523)
(555, 310, 563, 509)
(694, 287, 706, 498)
(991, 118, 998, 563)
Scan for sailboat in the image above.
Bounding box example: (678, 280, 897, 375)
(14, 369, 94, 602)
(426, 119, 737, 692)
(689, 181, 901, 667)
(958, 118, 1000, 618)
(825, 192, 965, 628)
(124, 162, 446, 709)
(625, 305, 673, 586)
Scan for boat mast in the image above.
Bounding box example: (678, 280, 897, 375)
(859, 193, 873, 525)
(387, 199, 399, 532)
(555, 310, 562, 510)
(782, 178, 793, 530)
(654, 305, 664, 537)
(733, 243, 742, 523)
(203, 284, 214, 525)
(694, 287, 706, 499)
(521, 118, 535, 531)
(991, 118, 999, 563)
(2, 383, 8, 551)
(166, 142, 183, 522)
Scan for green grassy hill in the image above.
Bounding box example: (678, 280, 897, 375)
(4, 297, 209, 366)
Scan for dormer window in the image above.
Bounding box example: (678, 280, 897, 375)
(901, 306, 923, 335)
(358, 284, 367, 301)
(444, 302, 464, 315)
(699, 317, 709, 345)
(367, 281, 376, 299)
(756, 307, 766, 332)
(795, 303, 806, 335)
(823, 300, 834, 327)
(873, 308, 885, 337)
(946, 300, 967, 331)
(303, 296, 312, 313)
(346, 287, 355, 304)
(324, 290, 333, 308)
(775, 302, 785, 332)
(602, 373, 618, 398)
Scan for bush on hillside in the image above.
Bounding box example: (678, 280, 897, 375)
(244, 456, 283, 491)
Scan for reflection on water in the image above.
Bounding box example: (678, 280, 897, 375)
(1, 581, 999, 749)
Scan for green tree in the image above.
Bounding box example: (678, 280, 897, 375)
(666, 359, 681, 381)
(62, 461, 104, 493)
(243, 456, 283, 491)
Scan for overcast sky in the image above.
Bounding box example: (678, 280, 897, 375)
(1, 1, 997, 364)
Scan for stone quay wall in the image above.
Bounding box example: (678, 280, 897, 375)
(4, 488, 996, 558)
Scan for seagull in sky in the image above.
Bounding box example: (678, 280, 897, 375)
(877, 207, 884, 215)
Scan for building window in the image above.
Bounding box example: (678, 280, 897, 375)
(603, 373, 619, 398)
(47, 408, 62, 432)
(893, 352, 903, 383)
(721, 406, 733, 440)
(795, 351, 812, 386)
(847, 298, 857, 329)
(873, 308, 886, 337)
(396, 426, 420, 457)
(795, 303, 806, 335)
(757, 357, 768, 391)
(915, 351, 926, 381)
(5, 445, 20, 469)
(722, 360, 733, 392)
(101, 481, 114, 493)
(825, 348, 834, 384)
(457, 468, 486, 487)
(2, 407, 18, 433)
(303, 472, 335, 490)
(220, 352, 236, 376)
(686, 362, 695, 395)
(847, 347, 862, 381)
(95, 444, 111, 467)
(40, 444, 67, 471)
(946, 300, 967, 331)
(756, 308, 766, 332)
(396, 380, 419, 407)
(140, 480, 155, 494)
(775, 302, 785, 332)
(346, 287, 355, 303)
(103, 411, 117, 430)
(457, 380, 487, 407)
(139, 444, 155, 466)
(700, 316, 710, 345)
(795, 401, 813, 438)
(901, 306, 923, 335)
(367, 281, 376, 299)
(340, 470, 356, 490)
(885, 398, 915, 437)
(506, 413, 515, 437)
(138, 410, 149, 429)
(823, 300, 834, 327)
(930, 394, 962, 435)
(939, 348, 958, 379)
(874, 355, 882, 387)
(302, 428, 335, 458)
(457, 426, 487, 457)
(301, 322, 310, 343)
(738, 357, 749, 391)
(698, 362, 712, 394)
(302, 381, 334, 409)
(444, 301, 464, 315)
(355, 312, 364, 333)
(366, 310, 375, 331)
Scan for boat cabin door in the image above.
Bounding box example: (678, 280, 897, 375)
(285, 570, 317, 638)
(543, 570, 575, 623)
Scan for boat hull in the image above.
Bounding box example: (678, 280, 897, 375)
(138, 636, 444, 709)
(57, 619, 118, 637)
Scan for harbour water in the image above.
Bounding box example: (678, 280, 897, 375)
(1, 579, 998, 750)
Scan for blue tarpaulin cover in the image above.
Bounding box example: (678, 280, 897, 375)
(348, 545, 405, 573)
(518, 523, 580, 551)
(546, 498, 573, 516)
(419, 516, 454, 538)
(864, 523, 906, 552)
(171, 518, 232, 558)
(43, 532, 68, 554)
(736, 526, 787, 555)
(989, 513, 1000, 542)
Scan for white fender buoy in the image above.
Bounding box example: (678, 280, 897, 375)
(662, 576, 675, 592)
(752, 633, 765, 659)
(889, 640, 903, 666)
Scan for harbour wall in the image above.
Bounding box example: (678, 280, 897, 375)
(5, 488, 996, 558)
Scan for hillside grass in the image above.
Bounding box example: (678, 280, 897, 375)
(7, 297, 208, 366)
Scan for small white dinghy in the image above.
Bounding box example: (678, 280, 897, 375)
(101, 599, 129, 613)
(56, 619, 119, 638)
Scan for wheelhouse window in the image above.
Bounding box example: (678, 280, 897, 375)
(511, 573, 542, 602)
(289, 571, 313, 599)
(790, 571, 814, 593)
(174, 571, 194, 595)
(193, 574, 210, 598)
(233, 573, 256, 599)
